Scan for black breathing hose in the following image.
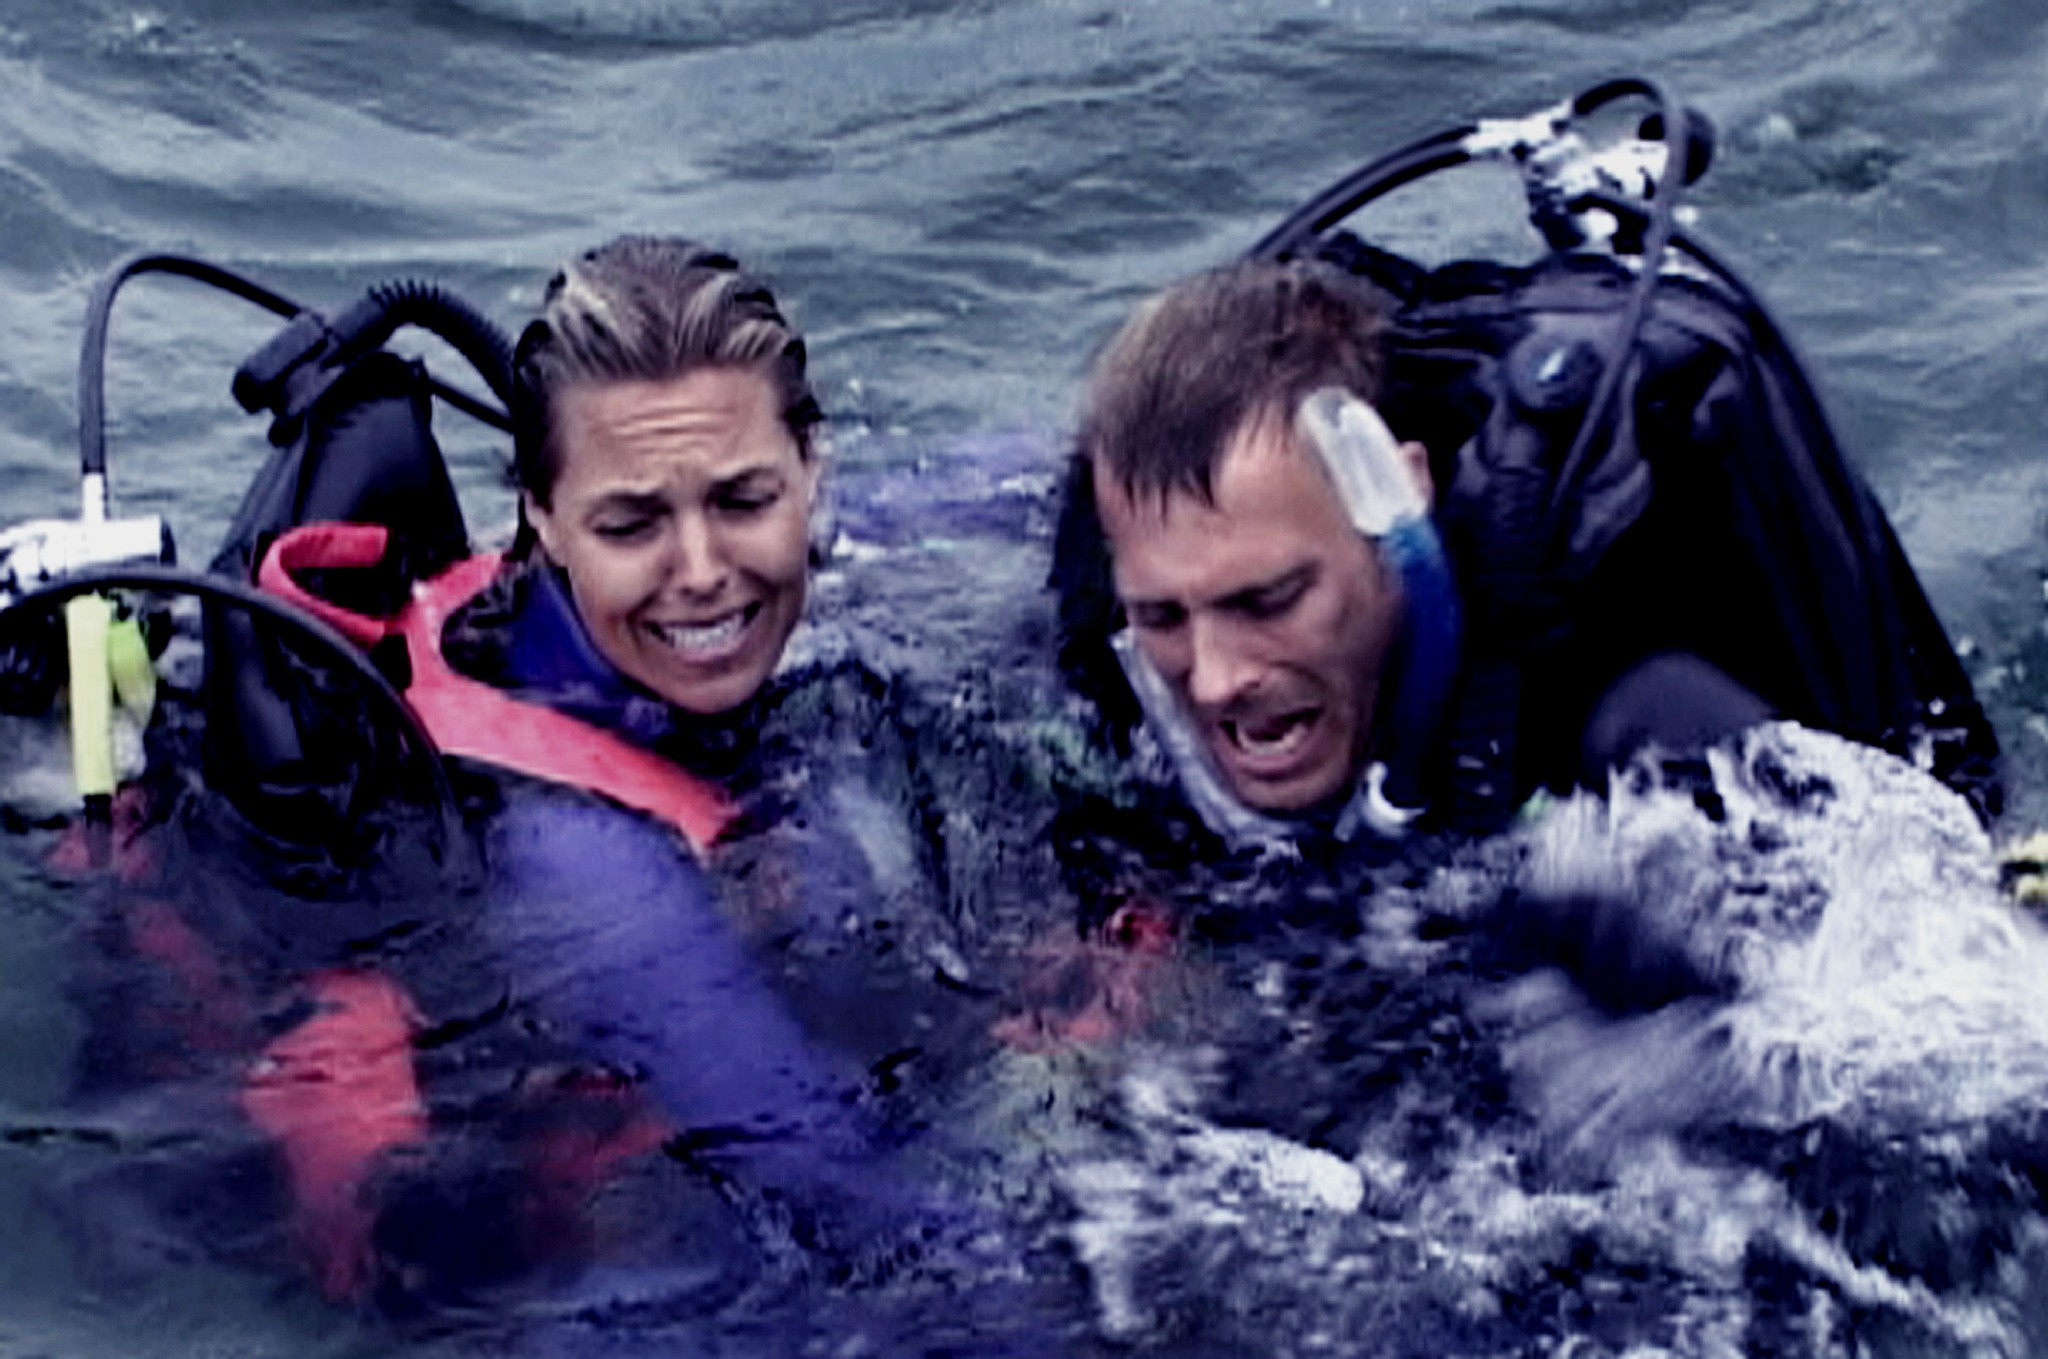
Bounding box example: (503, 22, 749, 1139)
(337, 279, 518, 407)
(1246, 124, 1478, 263)
(1537, 78, 1695, 551)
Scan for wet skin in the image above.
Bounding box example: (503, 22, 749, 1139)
(1094, 410, 1422, 813)
(527, 368, 817, 715)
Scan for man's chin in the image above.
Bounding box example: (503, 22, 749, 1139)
(1211, 748, 1358, 816)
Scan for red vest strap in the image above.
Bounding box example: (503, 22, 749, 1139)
(258, 526, 735, 854)
(257, 522, 400, 647)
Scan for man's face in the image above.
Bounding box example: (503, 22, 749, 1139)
(1094, 411, 1405, 813)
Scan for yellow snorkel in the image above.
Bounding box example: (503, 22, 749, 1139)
(64, 593, 116, 806)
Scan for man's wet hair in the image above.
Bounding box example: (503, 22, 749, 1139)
(1078, 259, 1396, 505)
(1050, 260, 1396, 740)
(511, 235, 822, 509)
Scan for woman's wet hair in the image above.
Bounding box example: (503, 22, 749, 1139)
(1079, 259, 1394, 505)
(511, 235, 822, 507)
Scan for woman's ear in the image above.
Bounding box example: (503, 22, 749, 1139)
(523, 493, 560, 562)
(803, 440, 835, 569)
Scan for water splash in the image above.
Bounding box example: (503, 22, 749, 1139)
(1056, 726, 2048, 1355)
(1512, 723, 2048, 1141)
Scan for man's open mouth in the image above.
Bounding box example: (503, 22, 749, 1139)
(1219, 708, 1320, 765)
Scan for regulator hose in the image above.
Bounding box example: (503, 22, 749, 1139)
(1247, 123, 1477, 263)
(79, 254, 301, 481)
(1535, 77, 1697, 555)
(329, 279, 518, 408)
(79, 252, 514, 485)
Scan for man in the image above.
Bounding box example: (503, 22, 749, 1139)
(1049, 256, 1998, 852)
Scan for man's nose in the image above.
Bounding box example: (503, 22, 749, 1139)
(666, 513, 729, 597)
(1183, 613, 1258, 711)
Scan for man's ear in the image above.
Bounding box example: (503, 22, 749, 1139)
(1400, 440, 1434, 508)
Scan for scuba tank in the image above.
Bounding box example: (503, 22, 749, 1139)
(196, 269, 515, 858)
(1055, 76, 2001, 836)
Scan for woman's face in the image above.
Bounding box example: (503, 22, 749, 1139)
(527, 367, 817, 715)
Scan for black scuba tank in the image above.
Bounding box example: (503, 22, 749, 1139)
(1283, 81, 2002, 827)
(199, 276, 516, 857)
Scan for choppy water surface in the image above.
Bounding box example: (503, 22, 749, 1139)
(3, 1, 2048, 1355)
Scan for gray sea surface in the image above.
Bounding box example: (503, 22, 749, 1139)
(2, 1, 2047, 1355)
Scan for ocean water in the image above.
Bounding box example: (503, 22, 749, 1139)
(2, 1, 2047, 1355)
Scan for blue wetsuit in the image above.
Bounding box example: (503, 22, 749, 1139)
(452, 562, 969, 1245)
(487, 796, 873, 1171)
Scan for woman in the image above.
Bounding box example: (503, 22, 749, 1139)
(471, 237, 965, 1153)
(511, 237, 823, 721)
(463, 235, 975, 1073)
(248, 237, 1008, 1309)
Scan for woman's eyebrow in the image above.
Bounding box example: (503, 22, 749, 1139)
(585, 488, 670, 516)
